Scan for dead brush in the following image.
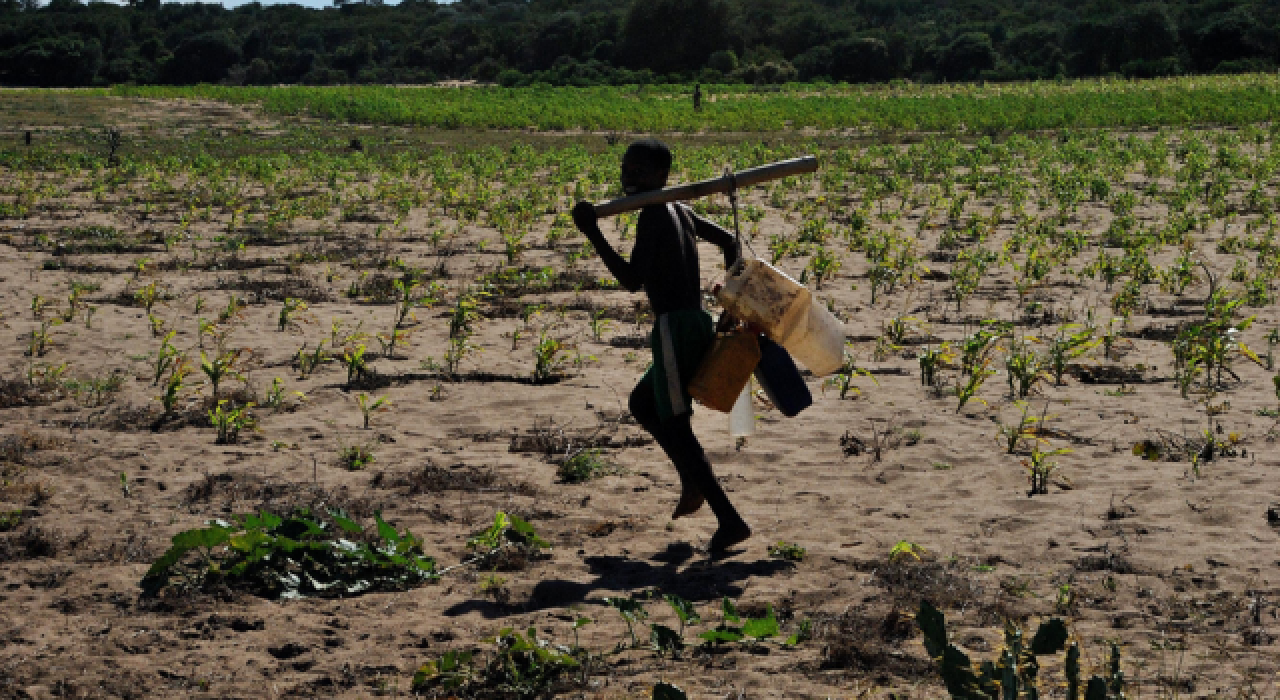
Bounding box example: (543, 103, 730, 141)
(0, 477, 56, 508)
(814, 607, 930, 675)
(0, 524, 60, 562)
(839, 416, 905, 462)
(0, 430, 65, 465)
(375, 462, 537, 498)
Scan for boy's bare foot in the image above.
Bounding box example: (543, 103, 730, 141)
(708, 521, 752, 557)
(672, 488, 705, 519)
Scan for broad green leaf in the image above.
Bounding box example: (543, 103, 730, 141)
(742, 605, 778, 639)
(174, 524, 232, 551)
(327, 508, 364, 535)
(374, 510, 401, 545)
(506, 514, 549, 548)
(664, 594, 699, 626)
(604, 596, 647, 620)
(917, 601, 949, 659)
(698, 626, 743, 644)
(721, 597, 740, 623)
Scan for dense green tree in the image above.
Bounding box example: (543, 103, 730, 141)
(165, 30, 241, 83)
(0, 0, 1277, 87)
(937, 31, 996, 81)
(619, 0, 730, 74)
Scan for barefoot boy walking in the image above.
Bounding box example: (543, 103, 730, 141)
(572, 139, 752, 555)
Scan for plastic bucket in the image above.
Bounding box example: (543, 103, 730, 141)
(716, 259, 810, 343)
(688, 332, 761, 413)
(779, 299, 846, 377)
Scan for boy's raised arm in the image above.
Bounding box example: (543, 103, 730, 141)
(689, 210, 741, 268)
(572, 201, 649, 292)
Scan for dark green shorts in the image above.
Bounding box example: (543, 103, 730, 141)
(640, 309, 715, 422)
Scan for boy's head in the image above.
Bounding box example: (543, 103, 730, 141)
(622, 139, 671, 195)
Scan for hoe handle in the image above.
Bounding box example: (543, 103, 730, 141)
(587, 155, 818, 218)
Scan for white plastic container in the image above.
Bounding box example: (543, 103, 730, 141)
(716, 259, 810, 343)
(778, 299, 847, 377)
(728, 379, 755, 437)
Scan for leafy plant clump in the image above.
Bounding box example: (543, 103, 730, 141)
(918, 600, 1126, 699)
(556, 448, 611, 483)
(140, 508, 437, 599)
(412, 627, 584, 698)
(768, 541, 807, 561)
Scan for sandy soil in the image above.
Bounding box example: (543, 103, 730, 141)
(1, 99, 1279, 699)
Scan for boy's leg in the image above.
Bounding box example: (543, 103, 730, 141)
(629, 378, 705, 518)
(661, 414, 752, 553)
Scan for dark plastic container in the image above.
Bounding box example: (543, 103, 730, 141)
(753, 335, 812, 417)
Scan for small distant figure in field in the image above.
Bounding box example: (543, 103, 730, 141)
(349, 137, 363, 152)
(572, 139, 751, 557)
(24, 131, 32, 147)
(693, 83, 703, 111)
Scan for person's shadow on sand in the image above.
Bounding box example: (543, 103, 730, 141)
(443, 543, 794, 619)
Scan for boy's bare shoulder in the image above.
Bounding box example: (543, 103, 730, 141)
(635, 204, 671, 233)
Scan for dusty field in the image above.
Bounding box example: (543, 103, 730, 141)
(1, 97, 1280, 699)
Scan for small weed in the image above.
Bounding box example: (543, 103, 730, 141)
(768, 541, 806, 561)
(556, 448, 610, 483)
(888, 540, 927, 564)
(339, 441, 377, 470)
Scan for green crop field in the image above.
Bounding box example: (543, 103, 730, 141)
(114, 73, 1280, 133)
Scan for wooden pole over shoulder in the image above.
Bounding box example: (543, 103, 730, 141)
(587, 155, 818, 218)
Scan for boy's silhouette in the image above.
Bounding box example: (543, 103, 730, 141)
(572, 139, 752, 555)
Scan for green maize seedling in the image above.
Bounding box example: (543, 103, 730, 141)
(955, 359, 994, 412)
(355, 392, 390, 429)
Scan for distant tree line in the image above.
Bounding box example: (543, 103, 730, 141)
(1, 0, 1277, 87)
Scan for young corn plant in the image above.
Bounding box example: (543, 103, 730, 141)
(955, 358, 994, 413)
(807, 247, 842, 289)
(917, 342, 955, 388)
(200, 349, 240, 399)
(356, 393, 390, 430)
(1005, 337, 1043, 398)
(342, 344, 371, 386)
(277, 297, 308, 332)
(27, 318, 59, 357)
(996, 401, 1045, 454)
(959, 321, 1009, 375)
(533, 329, 568, 383)
(133, 281, 161, 315)
(589, 309, 612, 342)
(823, 349, 877, 399)
(209, 400, 256, 445)
(152, 331, 181, 385)
(158, 362, 192, 417)
(1044, 325, 1097, 385)
(1023, 444, 1070, 496)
